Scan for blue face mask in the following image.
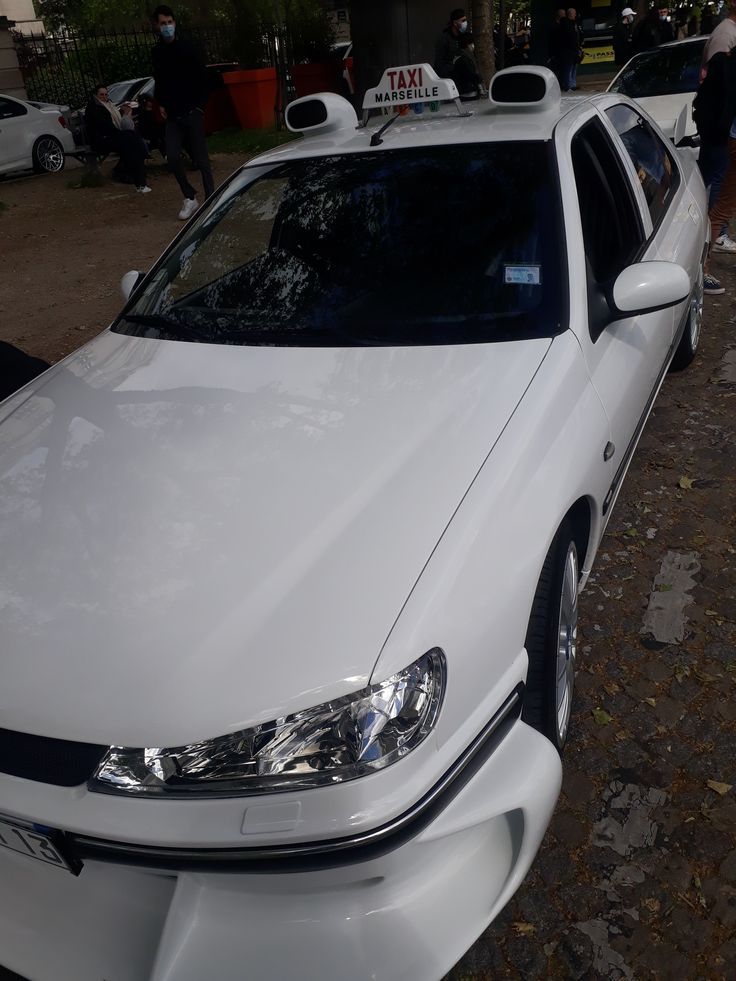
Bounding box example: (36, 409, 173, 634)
(458, 20, 469, 32)
(160, 23, 175, 39)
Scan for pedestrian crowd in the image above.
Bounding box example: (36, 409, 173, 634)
(83, 3, 213, 221)
(547, 8, 584, 92)
(693, 0, 736, 295)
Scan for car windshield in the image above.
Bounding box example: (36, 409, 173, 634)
(114, 143, 566, 347)
(609, 42, 705, 97)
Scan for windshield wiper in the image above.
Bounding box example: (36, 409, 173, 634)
(120, 312, 212, 342)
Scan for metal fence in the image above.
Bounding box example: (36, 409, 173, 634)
(12, 26, 278, 110)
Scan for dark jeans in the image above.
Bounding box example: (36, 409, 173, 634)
(99, 130, 147, 187)
(699, 139, 728, 203)
(699, 140, 729, 238)
(710, 137, 736, 249)
(165, 110, 214, 201)
(558, 55, 576, 91)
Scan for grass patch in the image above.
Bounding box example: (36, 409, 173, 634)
(207, 127, 298, 157)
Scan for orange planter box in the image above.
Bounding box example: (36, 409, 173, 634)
(223, 69, 278, 129)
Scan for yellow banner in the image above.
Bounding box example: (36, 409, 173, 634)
(583, 44, 615, 63)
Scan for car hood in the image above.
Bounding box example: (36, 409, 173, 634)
(0, 331, 551, 746)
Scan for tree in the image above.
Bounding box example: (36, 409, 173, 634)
(472, 0, 494, 84)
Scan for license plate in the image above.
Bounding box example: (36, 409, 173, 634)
(0, 816, 81, 875)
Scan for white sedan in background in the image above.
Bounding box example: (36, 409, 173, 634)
(608, 36, 706, 142)
(0, 92, 76, 175)
(0, 65, 707, 981)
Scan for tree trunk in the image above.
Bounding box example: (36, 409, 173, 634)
(472, 0, 495, 85)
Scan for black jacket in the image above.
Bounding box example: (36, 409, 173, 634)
(152, 37, 209, 116)
(693, 51, 736, 144)
(612, 22, 633, 65)
(84, 99, 119, 150)
(558, 18, 580, 57)
(435, 27, 460, 78)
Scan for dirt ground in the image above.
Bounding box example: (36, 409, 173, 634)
(0, 156, 241, 364)
(1, 150, 735, 981)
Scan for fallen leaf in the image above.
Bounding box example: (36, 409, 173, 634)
(692, 534, 707, 547)
(624, 528, 639, 538)
(678, 476, 694, 490)
(643, 897, 660, 913)
(592, 707, 613, 726)
(604, 681, 621, 695)
(707, 780, 733, 796)
(614, 729, 631, 742)
(656, 583, 673, 592)
(513, 922, 535, 936)
(644, 697, 657, 707)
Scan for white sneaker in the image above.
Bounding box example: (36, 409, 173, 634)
(713, 233, 736, 253)
(178, 197, 199, 221)
(136, 185, 152, 194)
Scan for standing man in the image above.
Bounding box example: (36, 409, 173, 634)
(702, 0, 736, 67)
(548, 9, 566, 88)
(151, 4, 214, 221)
(613, 8, 636, 67)
(558, 7, 580, 91)
(435, 8, 469, 80)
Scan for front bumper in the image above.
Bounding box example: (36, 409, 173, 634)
(0, 720, 561, 981)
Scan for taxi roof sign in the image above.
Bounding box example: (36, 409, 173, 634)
(362, 64, 459, 112)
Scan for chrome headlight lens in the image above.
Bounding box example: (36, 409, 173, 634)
(90, 649, 445, 797)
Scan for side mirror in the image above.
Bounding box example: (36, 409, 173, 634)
(609, 261, 690, 318)
(121, 270, 144, 302)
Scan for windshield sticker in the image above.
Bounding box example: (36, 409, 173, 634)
(504, 264, 541, 286)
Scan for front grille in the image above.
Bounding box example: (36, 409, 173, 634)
(0, 728, 107, 787)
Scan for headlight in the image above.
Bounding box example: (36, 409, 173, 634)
(90, 649, 445, 797)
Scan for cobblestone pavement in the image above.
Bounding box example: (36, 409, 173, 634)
(446, 270, 736, 978)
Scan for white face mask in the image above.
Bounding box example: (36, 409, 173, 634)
(458, 20, 468, 33)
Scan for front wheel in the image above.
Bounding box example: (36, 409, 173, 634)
(32, 136, 65, 174)
(670, 273, 703, 372)
(522, 524, 579, 754)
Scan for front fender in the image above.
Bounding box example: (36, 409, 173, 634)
(372, 331, 611, 758)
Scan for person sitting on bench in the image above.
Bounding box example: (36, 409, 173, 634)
(84, 84, 151, 193)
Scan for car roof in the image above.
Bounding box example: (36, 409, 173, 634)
(658, 35, 707, 48)
(252, 94, 595, 168)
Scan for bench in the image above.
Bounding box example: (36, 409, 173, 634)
(64, 146, 108, 173)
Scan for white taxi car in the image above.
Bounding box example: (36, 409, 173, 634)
(0, 65, 707, 981)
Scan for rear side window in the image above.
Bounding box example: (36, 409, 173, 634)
(606, 103, 678, 227)
(0, 98, 27, 120)
(608, 42, 705, 97)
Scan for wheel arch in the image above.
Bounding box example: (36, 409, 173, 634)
(565, 495, 594, 573)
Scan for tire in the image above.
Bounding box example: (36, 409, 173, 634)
(32, 135, 65, 174)
(670, 270, 703, 372)
(521, 522, 579, 754)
